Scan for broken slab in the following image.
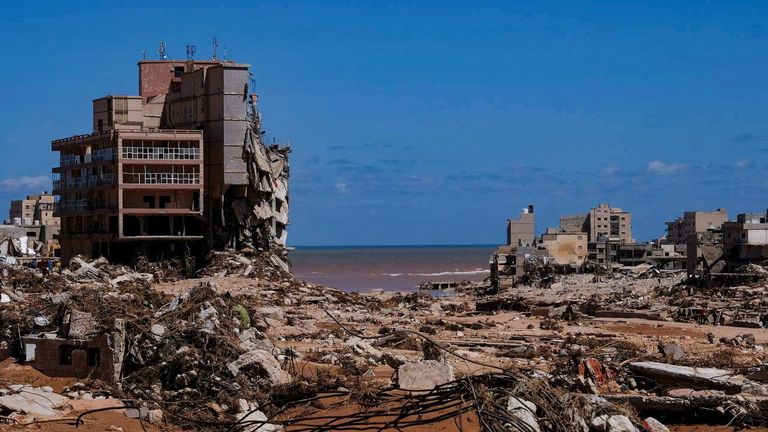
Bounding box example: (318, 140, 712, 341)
(591, 414, 637, 432)
(628, 361, 765, 394)
(0, 385, 68, 417)
(227, 349, 291, 386)
(506, 397, 541, 432)
(397, 360, 454, 391)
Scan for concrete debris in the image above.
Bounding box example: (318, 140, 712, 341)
(227, 349, 291, 386)
(592, 414, 638, 432)
(5, 246, 768, 430)
(642, 417, 669, 432)
(0, 385, 68, 417)
(397, 360, 455, 391)
(506, 396, 541, 432)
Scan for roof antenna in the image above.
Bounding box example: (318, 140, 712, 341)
(158, 41, 167, 60)
(211, 36, 219, 60)
(186, 44, 196, 60)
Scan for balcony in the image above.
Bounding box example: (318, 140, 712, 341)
(53, 174, 116, 191)
(123, 172, 200, 185)
(55, 199, 114, 214)
(122, 147, 200, 160)
(59, 149, 114, 167)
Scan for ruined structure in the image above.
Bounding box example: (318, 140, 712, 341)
(559, 203, 632, 244)
(52, 57, 290, 262)
(666, 208, 728, 245)
(539, 228, 587, 266)
(506, 205, 535, 246)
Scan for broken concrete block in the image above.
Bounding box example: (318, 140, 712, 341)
(0, 385, 68, 417)
(506, 397, 541, 432)
(592, 415, 637, 432)
(642, 417, 669, 432)
(629, 361, 761, 393)
(397, 360, 454, 391)
(227, 349, 291, 386)
(66, 310, 96, 339)
(258, 307, 284, 321)
(237, 408, 282, 432)
(658, 342, 684, 361)
(345, 337, 383, 363)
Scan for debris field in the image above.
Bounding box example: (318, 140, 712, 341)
(2, 252, 768, 431)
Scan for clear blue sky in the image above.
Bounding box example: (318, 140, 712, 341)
(1, 1, 767, 246)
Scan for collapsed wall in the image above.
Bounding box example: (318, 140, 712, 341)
(220, 94, 290, 254)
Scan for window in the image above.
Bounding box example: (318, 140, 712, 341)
(87, 348, 100, 367)
(174, 66, 184, 78)
(159, 196, 171, 209)
(26, 231, 36, 237)
(59, 345, 75, 365)
(143, 196, 156, 209)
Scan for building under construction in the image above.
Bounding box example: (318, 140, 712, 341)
(52, 54, 290, 262)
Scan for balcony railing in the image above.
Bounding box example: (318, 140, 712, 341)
(123, 172, 200, 185)
(92, 148, 114, 162)
(53, 174, 116, 190)
(56, 200, 113, 213)
(122, 147, 200, 160)
(60, 149, 114, 166)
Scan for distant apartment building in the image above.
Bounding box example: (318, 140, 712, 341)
(665, 209, 728, 245)
(559, 203, 632, 244)
(8, 192, 60, 246)
(506, 205, 535, 246)
(9, 192, 58, 227)
(53, 56, 290, 262)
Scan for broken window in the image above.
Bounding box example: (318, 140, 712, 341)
(86, 348, 100, 367)
(59, 345, 75, 365)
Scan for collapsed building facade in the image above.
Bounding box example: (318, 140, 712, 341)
(52, 58, 289, 262)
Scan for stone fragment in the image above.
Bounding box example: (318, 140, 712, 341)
(397, 360, 454, 391)
(591, 415, 637, 432)
(642, 417, 669, 432)
(0, 385, 68, 417)
(658, 342, 684, 361)
(506, 397, 541, 432)
(227, 349, 291, 386)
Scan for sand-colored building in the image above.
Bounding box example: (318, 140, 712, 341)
(666, 209, 728, 245)
(539, 229, 587, 266)
(560, 203, 632, 244)
(506, 205, 535, 246)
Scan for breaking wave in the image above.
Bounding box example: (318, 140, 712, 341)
(381, 268, 488, 277)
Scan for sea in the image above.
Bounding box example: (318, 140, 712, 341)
(288, 245, 495, 292)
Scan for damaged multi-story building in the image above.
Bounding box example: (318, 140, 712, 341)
(52, 56, 290, 262)
(560, 203, 633, 264)
(666, 209, 728, 245)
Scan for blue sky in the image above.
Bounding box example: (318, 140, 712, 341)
(1, 1, 767, 246)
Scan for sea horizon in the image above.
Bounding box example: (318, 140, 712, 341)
(288, 244, 494, 292)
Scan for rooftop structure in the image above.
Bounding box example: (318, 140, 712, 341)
(506, 205, 535, 246)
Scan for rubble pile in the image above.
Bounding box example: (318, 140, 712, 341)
(4, 255, 768, 430)
(198, 248, 292, 282)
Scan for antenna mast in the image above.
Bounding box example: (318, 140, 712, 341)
(158, 41, 167, 60)
(185, 44, 196, 72)
(211, 37, 219, 60)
